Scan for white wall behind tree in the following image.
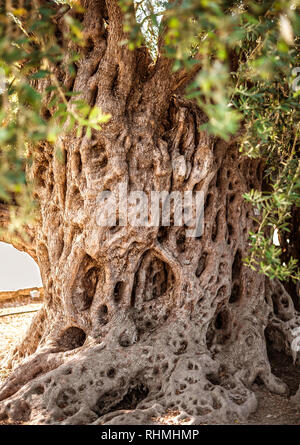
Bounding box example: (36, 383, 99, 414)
(0, 242, 42, 291)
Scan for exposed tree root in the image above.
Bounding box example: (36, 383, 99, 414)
(0, 281, 298, 425)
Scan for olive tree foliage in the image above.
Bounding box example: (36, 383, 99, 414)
(0, 0, 299, 281)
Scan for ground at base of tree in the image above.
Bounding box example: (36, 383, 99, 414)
(0, 298, 299, 426)
(0, 296, 42, 380)
(246, 385, 300, 425)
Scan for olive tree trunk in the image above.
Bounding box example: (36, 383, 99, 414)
(0, 0, 299, 425)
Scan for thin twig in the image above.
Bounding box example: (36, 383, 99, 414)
(0, 308, 40, 318)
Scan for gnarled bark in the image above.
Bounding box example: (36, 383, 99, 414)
(0, 203, 37, 260)
(0, 0, 299, 425)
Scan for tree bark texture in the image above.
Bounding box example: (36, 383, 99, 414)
(0, 0, 299, 424)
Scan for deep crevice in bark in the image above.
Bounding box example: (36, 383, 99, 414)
(266, 338, 300, 396)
